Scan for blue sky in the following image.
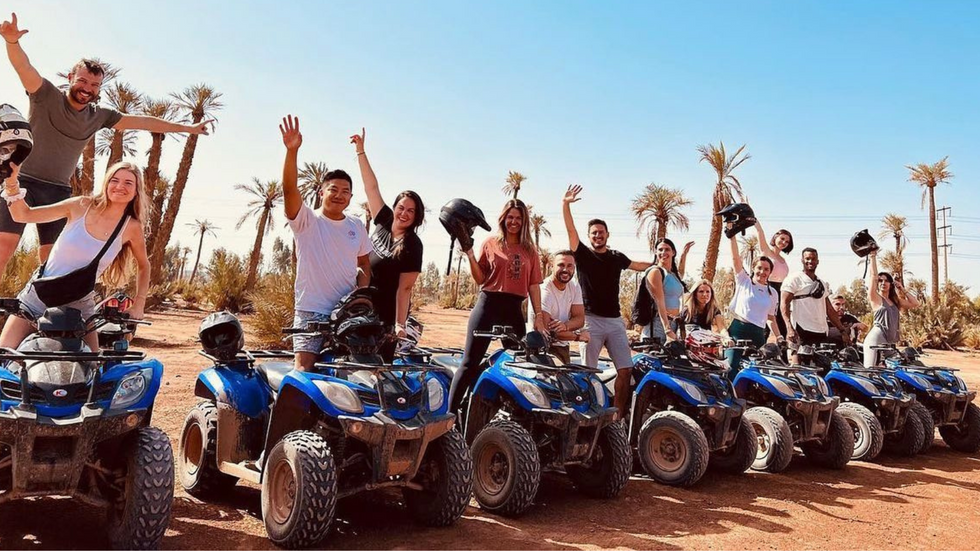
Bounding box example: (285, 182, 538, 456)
(3, 1, 979, 295)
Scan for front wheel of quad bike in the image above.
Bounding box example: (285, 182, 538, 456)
(106, 426, 175, 550)
(836, 402, 884, 461)
(179, 402, 238, 498)
(709, 414, 759, 475)
(883, 406, 925, 457)
(743, 407, 794, 473)
(909, 400, 935, 454)
(939, 402, 980, 453)
(637, 411, 709, 487)
(801, 410, 854, 469)
(404, 429, 474, 526)
(471, 419, 541, 517)
(261, 431, 337, 549)
(566, 420, 632, 499)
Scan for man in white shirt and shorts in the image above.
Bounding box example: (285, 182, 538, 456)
(781, 247, 849, 362)
(527, 250, 590, 364)
(280, 115, 372, 370)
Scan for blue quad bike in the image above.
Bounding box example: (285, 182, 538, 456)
(730, 342, 853, 472)
(800, 343, 924, 460)
(178, 289, 472, 549)
(881, 345, 980, 454)
(427, 326, 631, 517)
(606, 338, 756, 487)
(0, 295, 172, 550)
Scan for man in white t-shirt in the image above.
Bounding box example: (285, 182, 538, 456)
(527, 250, 589, 364)
(280, 115, 372, 370)
(781, 247, 849, 362)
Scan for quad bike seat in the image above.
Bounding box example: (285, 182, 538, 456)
(256, 361, 293, 392)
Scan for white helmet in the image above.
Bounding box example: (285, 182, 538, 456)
(0, 104, 32, 179)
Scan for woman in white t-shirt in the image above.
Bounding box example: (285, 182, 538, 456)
(724, 233, 782, 376)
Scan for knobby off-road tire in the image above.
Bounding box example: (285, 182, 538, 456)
(179, 402, 238, 498)
(567, 420, 632, 499)
(471, 419, 540, 517)
(883, 407, 925, 457)
(404, 429, 474, 526)
(801, 410, 854, 469)
(837, 402, 884, 461)
(107, 426, 175, 550)
(638, 411, 709, 487)
(909, 400, 936, 454)
(744, 407, 794, 473)
(260, 431, 337, 549)
(709, 414, 758, 475)
(939, 402, 980, 453)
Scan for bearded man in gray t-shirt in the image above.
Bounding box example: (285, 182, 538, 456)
(0, 13, 214, 274)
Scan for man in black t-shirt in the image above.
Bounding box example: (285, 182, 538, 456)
(828, 293, 867, 346)
(562, 185, 651, 419)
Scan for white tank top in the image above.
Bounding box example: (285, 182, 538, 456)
(44, 209, 127, 278)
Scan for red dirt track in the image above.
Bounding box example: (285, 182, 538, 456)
(1, 305, 979, 550)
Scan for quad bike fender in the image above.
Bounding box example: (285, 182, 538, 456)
(473, 369, 546, 412)
(826, 371, 881, 399)
(894, 369, 934, 392)
(732, 369, 794, 400)
(195, 365, 271, 419)
(635, 370, 704, 406)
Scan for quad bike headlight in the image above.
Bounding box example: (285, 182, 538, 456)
(955, 376, 967, 392)
(426, 377, 445, 412)
(110, 368, 152, 409)
(674, 378, 706, 404)
(762, 375, 798, 399)
(909, 374, 933, 391)
(590, 377, 607, 408)
(507, 377, 550, 409)
(814, 376, 830, 397)
(852, 376, 881, 397)
(313, 381, 364, 414)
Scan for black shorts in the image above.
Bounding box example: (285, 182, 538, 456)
(795, 324, 830, 346)
(0, 174, 71, 245)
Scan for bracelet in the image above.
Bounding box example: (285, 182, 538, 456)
(1, 188, 26, 205)
(357, 151, 366, 156)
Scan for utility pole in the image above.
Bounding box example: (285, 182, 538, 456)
(937, 206, 952, 284)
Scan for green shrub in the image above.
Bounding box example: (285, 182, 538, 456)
(204, 248, 249, 312)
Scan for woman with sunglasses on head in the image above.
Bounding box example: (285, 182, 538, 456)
(350, 129, 425, 360)
(641, 237, 687, 343)
(0, 161, 150, 353)
(754, 220, 793, 338)
(864, 249, 919, 367)
(448, 198, 546, 411)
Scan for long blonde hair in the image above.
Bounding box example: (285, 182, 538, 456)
(494, 199, 535, 254)
(681, 280, 721, 328)
(90, 161, 151, 287)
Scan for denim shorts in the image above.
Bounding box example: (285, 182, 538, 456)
(292, 310, 330, 354)
(17, 279, 97, 320)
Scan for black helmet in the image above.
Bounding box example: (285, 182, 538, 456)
(331, 287, 377, 321)
(850, 229, 879, 258)
(199, 311, 244, 361)
(759, 342, 782, 361)
(439, 198, 491, 251)
(716, 203, 757, 239)
(839, 346, 861, 364)
(0, 104, 33, 180)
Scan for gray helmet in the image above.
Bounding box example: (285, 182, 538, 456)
(0, 104, 33, 180)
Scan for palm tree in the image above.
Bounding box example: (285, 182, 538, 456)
(187, 219, 218, 284)
(236, 178, 284, 292)
(149, 84, 223, 285)
(359, 201, 373, 233)
(739, 235, 760, 266)
(528, 212, 550, 250)
(907, 157, 953, 303)
(697, 142, 749, 282)
(178, 246, 192, 280)
(97, 82, 143, 167)
(631, 183, 693, 251)
(501, 171, 526, 199)
(879, 250, 907, 285)
(140, 98, 179, 244)
(59, 59, 120, 194)
(878, 213, 909, 285)
(298, 161, 329, 209)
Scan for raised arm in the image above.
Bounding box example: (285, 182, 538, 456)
(562, 185, 582, 251)
(114, 114, 212, 135)
(729, 234, 744, 274)
(1, 14, 42, 93)
(867, 250, 882, 308)
(678, 241, 694, 278)
(279, 115, 303, 220)
(350, 128, 385, 218)
(754, 221, 776, 258)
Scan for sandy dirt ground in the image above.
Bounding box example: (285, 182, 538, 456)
(2, 305, 979, 550)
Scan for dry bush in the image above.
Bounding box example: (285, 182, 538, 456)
(246, 273, 294, 349)
(902, 281, 979, 350)
(204, 248, 249, 312)
(0, 242, 39, 297)
(964, 328, 980, 351)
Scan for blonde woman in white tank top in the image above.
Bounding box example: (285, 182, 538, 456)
(1, 161, 151, 352)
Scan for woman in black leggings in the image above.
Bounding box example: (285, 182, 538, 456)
(449, 199, 545, 411)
